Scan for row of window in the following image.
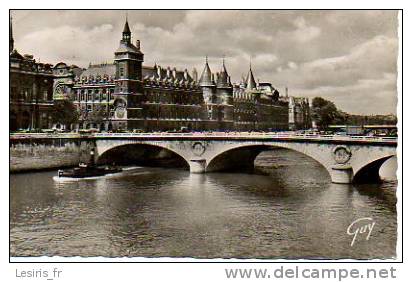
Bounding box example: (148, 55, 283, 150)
(75, 92, 114, 102)
(10, 87, 50, 101)
(76, 88, 113, 95)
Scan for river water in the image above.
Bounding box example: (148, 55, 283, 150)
(10, 149, 398, 259)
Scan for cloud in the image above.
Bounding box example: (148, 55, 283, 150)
(293, 72, 397, 115)
(291, 17, 321, 42)
(11, 10, 399, 115)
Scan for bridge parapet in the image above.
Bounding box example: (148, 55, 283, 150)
(10, 132, 397, 145)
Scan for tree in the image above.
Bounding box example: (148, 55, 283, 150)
(85, 106, 107, 127)
(311, 97, 340, 130)
(51, 100, 79, 129)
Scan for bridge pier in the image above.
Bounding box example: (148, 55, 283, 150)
(330, 166, 353, 184)
(189, 159, 206, 173)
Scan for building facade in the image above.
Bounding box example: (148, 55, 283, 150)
(9, 18, 55, 131)
(232, 67, 289, 131)
(10, 18, 311, 132)
(288, 96, 311, 130)
(54, 19, 296, 132)
(279, 88, 311, 130)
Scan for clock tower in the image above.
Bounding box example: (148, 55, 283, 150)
(112, 18, 145, 130)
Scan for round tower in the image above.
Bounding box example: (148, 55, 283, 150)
(198, 56, 216, 104)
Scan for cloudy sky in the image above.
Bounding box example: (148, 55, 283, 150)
(11, 10, 398, 114)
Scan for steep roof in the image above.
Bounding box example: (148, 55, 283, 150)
(199, 57, 214, 87)
(78, 63, 116, 78)
(246, 64, 257, 90)
(216, 58, 231, 88)
(10, 49, 23, 60)
(76, 63, 194, 83)
(123, 20, 131, 34)
(115, 42, 142, 54)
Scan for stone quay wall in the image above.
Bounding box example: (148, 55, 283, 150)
(10, 138, 93, 173)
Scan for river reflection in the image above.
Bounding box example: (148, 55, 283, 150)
(10, 149, 397, 259)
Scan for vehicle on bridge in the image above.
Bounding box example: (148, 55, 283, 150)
(328, 125, 397, 137)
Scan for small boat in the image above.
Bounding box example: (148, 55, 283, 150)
(56, 148, 121, 179)
(57, 163, 122, 179)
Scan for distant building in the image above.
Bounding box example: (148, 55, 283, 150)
(279, 88, 311, 130)
(288, 96, 311, 130)
(232, 66, 289, 131)
(9, 17, 54, 131)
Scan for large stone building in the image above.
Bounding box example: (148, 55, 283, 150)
(9, 17, 55, 131)
(10, 18, 311, 132)
(232, 67, 289, 131)
(52, 19, 296, 132)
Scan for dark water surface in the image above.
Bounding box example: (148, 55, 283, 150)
(10, 149, 397, 259)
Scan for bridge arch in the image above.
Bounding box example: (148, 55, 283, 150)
(205, 143, 332, 179)
(203, 142, 396, 184)
(95, 141, 190, 169)
(353, 155, 396, 183)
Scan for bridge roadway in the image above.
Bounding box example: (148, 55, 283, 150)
(10, 132, 397, 184)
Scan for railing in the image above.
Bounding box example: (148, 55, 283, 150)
(9, 131, 397, 143)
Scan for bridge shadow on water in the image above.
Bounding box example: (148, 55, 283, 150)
(97, 143, 189, 170)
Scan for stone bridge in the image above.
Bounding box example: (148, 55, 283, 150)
(91, 132, 397, 184)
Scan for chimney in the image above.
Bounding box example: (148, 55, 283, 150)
(136, 40, 140, 50)
(192, 68, 198, 81)
(157, 65, 162, 78)
(285, 87, 288, 97)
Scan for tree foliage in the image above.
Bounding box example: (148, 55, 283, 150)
(311, 97, 340, 129)
(85, 106, 107, 125)
(311, 97, 397, 128)
(51, 100, 79, 128)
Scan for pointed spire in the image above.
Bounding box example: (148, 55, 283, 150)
(246, 59, 257, 90)
(121, 14, 131, 44)
(217, 55, 231, 88)
(10, 13, 14, 53)
(123, 12, 130, 33)
(221, 55, 228, 74)
(199, 56, 214, 87)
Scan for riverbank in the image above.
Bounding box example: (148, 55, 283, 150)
(10, 142, 81, 173)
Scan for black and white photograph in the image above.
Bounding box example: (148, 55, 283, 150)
(7, 7, 403, 279)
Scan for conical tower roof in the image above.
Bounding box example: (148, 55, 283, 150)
(246, 63, 256, 90)
(217, 57, 231, 88)
(123, 19, 131, 34)
(199, 56, 214, 87)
